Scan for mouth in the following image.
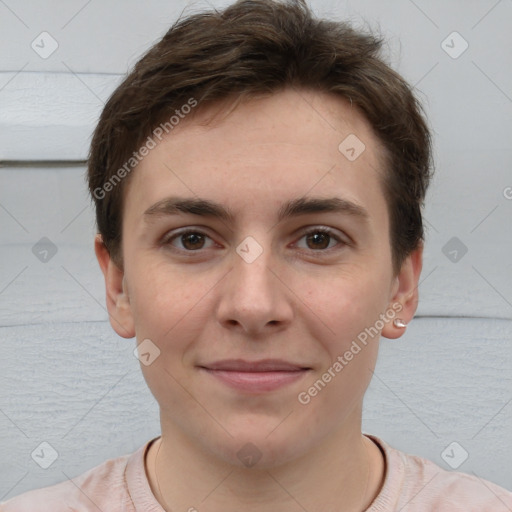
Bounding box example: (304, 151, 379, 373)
(197, 359, 312, 393)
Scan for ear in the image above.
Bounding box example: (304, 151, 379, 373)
(94, 234, 135, 339)
(381, 242, 424, 340)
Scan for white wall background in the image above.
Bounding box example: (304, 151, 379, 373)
(0, 0, 511, 500)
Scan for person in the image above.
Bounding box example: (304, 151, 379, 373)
(2, 0, 511, 510)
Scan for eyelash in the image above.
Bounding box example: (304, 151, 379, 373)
(160, 226, 348, 257)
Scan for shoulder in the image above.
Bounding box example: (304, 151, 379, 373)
(0, 449, 135, 512)
(401, 451, 512, 511)
(367, 435, 512, 512)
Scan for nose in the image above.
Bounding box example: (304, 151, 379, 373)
(215, 236, 294, 337)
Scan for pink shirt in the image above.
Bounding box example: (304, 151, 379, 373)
(2, 434, 511, 511)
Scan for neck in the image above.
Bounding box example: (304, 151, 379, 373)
(145, 419, 385, 512)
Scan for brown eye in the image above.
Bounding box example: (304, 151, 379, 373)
(163, 229, 215, 252)
(180, 232, 206, 250)
(295, 227, 346, 253)
(305, 231, 330, 250)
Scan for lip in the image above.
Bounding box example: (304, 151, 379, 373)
(200, 359, 310, 372)
(198, 359, 311, 393)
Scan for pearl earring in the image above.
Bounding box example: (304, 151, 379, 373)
(393, 318, 407, 328)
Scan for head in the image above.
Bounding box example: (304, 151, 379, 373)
(89, 0, 432, 468)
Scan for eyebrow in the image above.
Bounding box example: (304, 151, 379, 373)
(143, 196, 370, 226)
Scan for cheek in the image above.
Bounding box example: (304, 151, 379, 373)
(129, 265, 217, 398)
(299, 280, 382, 414)
(128, 258, 206, 338)
(131, 269, 203, 407)
(304, 270, 387, 346)
(316, 273, 388, 396)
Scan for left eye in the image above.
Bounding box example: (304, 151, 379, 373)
(295, 227, 345, 251)
(162, 227, 345, 253)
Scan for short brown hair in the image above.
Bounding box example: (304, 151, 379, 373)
(87, 0, 433, 277)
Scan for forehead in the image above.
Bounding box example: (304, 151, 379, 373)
(123, 88, 389, 231)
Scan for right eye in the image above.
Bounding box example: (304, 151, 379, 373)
(161, 228, 218, 253)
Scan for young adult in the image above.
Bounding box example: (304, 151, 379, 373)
(2, 1, 511, 510)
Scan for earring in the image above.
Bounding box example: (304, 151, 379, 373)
(393, 318, 407, 328)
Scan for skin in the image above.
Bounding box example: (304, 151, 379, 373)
(95, 87, 423, 512)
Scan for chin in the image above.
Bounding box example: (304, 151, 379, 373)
(207, 424, 311, 470)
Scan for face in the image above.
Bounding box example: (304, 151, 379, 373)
(96, 88, 422, 468)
